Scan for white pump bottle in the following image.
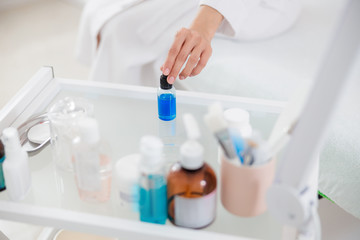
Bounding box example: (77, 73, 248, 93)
(2, 127, 31, 201)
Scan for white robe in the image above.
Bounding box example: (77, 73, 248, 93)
(76, 0, 300, 85)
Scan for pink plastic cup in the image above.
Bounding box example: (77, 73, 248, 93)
(220, 157, 275, 217)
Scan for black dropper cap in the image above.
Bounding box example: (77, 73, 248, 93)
(160, 74, 172, 90)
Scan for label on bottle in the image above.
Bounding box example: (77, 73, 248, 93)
(0, 158, 5, 190)
(174, 189, 216, 228)
(119, 184, 140, 212)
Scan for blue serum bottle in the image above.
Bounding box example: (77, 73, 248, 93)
(158, 74, 176, 121)
(139, 136, 167, 224)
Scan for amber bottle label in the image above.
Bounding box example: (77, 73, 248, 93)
(174, 189, 216, 228)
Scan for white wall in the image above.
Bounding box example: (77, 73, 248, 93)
(0, 0, 88, 11)
(0, 0, 37, 11)
(60, 0, 90, 7)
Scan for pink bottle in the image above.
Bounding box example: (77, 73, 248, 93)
(72, 117, 112, 202)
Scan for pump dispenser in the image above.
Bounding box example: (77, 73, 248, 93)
(2, 127, 31, 201)
(139, 135, 167, 224)
(157, 74, 176, 121)
(167, 114, 217, 229)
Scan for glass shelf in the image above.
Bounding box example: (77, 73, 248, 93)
(0, 67, 286, 240)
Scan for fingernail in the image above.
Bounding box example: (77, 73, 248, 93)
(179, 75, 185, 80)
(164, 68, 170, 75)
(168, 76, 175, 83)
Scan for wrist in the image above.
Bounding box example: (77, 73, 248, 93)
(190, 5, 224, 42)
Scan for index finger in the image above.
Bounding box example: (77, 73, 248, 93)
(162, 30, 187, 76)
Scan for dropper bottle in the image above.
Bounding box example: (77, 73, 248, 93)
(157, 74, 176, 121)
(167, 114, 217, 229)
(2, 127, 31, 201)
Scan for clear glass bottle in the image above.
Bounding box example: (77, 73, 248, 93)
(167, 114, 217, 229)
(139, 135, 167, 224)
(157, 74, 176, 121)
(72, 117, 112, 203)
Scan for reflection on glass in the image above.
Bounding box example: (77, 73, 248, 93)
(158, 119, 178, 168)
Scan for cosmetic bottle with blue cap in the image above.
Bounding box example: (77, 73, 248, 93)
(167, 113, 217, 229)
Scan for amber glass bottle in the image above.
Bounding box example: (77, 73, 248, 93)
(167, 140, 217, 229)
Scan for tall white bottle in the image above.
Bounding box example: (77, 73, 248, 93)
(2, 127, 31, 201)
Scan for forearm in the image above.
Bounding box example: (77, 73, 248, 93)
(190, 5, 224, 42)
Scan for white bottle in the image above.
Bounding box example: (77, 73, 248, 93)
(72, 117, 112, 202)
(2, 127, 31, 201)
(115, 153, 140, 214)
(223, 108, 252, 138)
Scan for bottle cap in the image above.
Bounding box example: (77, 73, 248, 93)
(160, 74, 172, 90)
(77, 117, 100, 145)
(115, 154, 140, 184)
(224, 108, 252, 138)
(180, 140, 204, 170)
(2, 127, 26, 162)
(2, 127, 22, 153)
(140, 135, 163, 168)
(224, 108, 250, 125)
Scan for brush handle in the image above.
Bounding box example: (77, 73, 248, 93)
(215, 129, 237, 160)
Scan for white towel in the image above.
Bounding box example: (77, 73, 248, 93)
(319, 51, 360, 219)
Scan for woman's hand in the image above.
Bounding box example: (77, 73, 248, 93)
(161, 5, 224, 84)
(161, 28, 212, 83)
